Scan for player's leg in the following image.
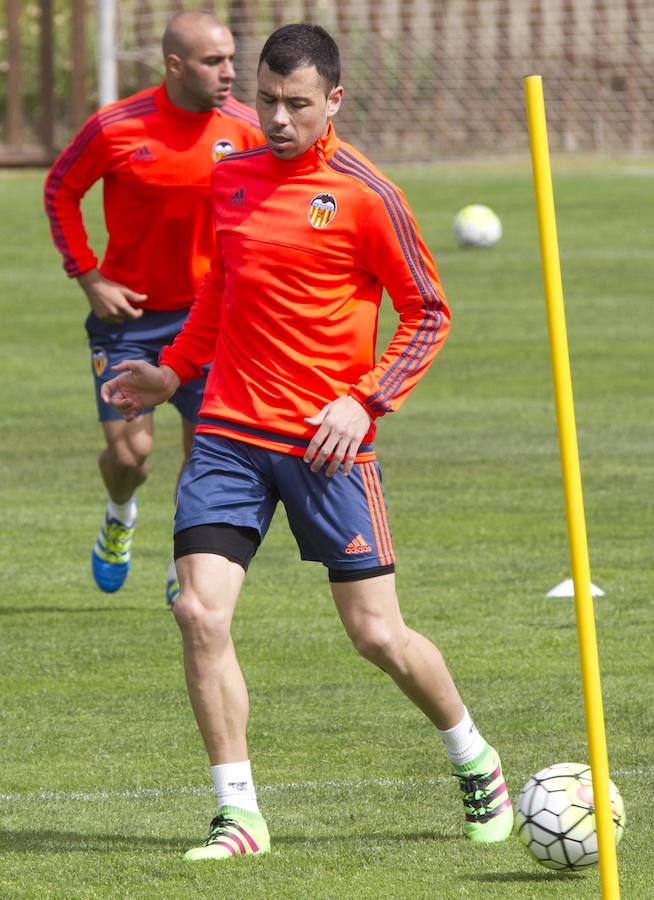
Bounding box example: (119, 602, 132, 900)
(175, 553, 248, 765)
(278, 454, 512, 842)
(173, 549, 269, 861)
(91, 413, 152, 593)
(172, 435, 278, 860)
(331, 572, 463, 728)
(99, 415, 152, 502)
(87, 314, 158, 592)
(331, 573, 513, 842)
(174, 552, 250, 763)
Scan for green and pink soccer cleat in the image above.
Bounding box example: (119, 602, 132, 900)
(454, 745, 514, 842)
(184, 806, 270, 861)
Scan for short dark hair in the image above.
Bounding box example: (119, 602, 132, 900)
(258, 24, 341, 91)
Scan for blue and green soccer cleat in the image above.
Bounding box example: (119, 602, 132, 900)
(184, 806, 270, 861)
(454, 745, 513, 842)
(91, 510, 136, 593)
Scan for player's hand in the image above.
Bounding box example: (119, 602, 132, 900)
(304, 395, 371, 477)
(101, 361, 180, 422)
(78, 269, 147, 322)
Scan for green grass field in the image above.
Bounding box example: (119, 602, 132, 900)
(1, 157, 652, 898)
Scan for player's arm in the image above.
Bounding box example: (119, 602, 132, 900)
(304, 395, 371, 477)
(101, 361, 181, 422)
(349, 192, 451, 418)
(304, 193, 450, 477)
(159, 243, 226, 381)
(78, 269, 147, 322)
(103, 248, 226, 420)
(44, 114, 146, 321)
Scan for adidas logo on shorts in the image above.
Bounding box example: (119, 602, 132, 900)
(345, 533, 372, 554)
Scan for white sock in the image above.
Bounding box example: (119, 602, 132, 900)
(107, 496, 137, 527)
(166, 558, 177, 582)
(211, 760, 259, 814)
(436, 707, 487, 766)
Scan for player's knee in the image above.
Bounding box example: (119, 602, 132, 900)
(349, 620, 403, 668)
(173, 593, 232, 650)
(126, 430, 153, 465)
(107, 435, 151, 470)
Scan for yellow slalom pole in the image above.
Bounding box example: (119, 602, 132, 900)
(524, 75, 620, 899)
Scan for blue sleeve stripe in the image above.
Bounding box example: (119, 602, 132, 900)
(364, 307, 444, 411)
(221, 97, 260, 128)
(45, 97, 157, 276)
(216, 145, 268, 164)
(328, 151, 446, 408)
(332, 149, 444, 314)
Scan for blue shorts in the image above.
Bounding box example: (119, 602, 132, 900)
(85, 309, 208, 423)
(175, 434, 396, 575)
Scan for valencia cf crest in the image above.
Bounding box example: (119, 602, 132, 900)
(308, 192, 337, 229)
(212, 139, 235, 162)
(92, 347, 108, 377)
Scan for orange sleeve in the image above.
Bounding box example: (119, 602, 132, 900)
(348, 192, 451, 418)
(44, 113, 113, 278)
(159, 245, 225, 383)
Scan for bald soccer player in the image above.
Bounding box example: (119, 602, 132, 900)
(45, 11, 262, 604)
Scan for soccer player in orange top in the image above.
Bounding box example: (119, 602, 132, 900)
(44, 11, 262, 603)
(102, 24, 513, 859)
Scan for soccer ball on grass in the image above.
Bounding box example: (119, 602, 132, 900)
(515, 762, 626, 871)
(453, 204, 502, 247)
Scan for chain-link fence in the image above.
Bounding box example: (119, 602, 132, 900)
(2, 0, 653, 164)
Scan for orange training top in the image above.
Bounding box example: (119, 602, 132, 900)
(44, 84, 262, 312)
(160, 123, 450, 458)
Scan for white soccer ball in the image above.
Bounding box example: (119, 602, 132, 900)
(453, 204, 502, 247)
(515, 762, 626, 871)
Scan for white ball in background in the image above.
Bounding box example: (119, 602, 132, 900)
(453, 204, 503, 248)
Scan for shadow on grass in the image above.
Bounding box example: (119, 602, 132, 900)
(0, 828, 187, 853)
(0, 606, 146, 615)
(1, 828, 458, 854)
(460, 871, 581, 884)
(272, 829, 460, 846)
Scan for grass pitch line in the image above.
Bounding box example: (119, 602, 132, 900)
(0, 776, 450, 805)
(1, 769, 648, 806)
